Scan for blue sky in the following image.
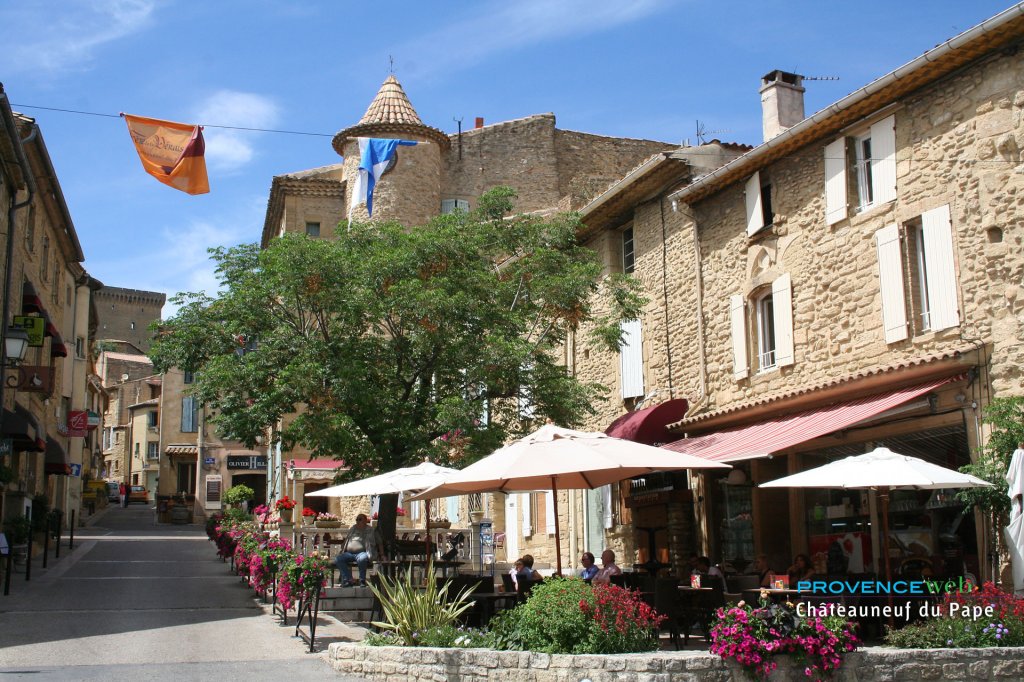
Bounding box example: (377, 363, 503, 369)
(0, 0, 1016, 316)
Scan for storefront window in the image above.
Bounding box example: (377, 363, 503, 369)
(718, 465, 754, 572)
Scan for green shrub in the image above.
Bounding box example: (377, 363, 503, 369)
(4, 515, 32, 544)
(222, 484, 255, 507)
(365, 624, 492, 648)
(886, 582, 1024, 649)
(368, 561, 477, 646)
(489, 578, 664, 654)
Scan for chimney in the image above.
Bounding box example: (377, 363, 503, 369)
(760, 70, 805, 141)
(475, 117, 484, 129)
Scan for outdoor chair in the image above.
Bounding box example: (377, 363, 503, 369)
(500, 572, 515, 593)
(649, 577, 682, 649)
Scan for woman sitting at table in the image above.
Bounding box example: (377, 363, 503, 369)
(694, 556, 726, 590)
(787, 553, 816, 584)
(510, 554, 541, 588)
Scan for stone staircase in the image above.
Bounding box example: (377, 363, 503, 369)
(318, 584, 376, 624)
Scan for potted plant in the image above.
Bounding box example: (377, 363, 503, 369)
(314, 512, 342, 528)
(301, 507, 317, 525)
(222, 484, 255, 510)
(274, 496, 297, 523)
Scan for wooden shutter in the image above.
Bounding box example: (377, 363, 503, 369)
(446, 496, 460, 524)
(181, 397, 195, 432)
(824, 139, 847, 225)
(745, 172, 764, 236)
(730, 295, 749, 380)
(772, 274, 794, 367)
(922, 204, 960, 331)
(545, 491, 555, 535)
(601, 485, 613, 529)
(870, 115, 897, 205)
(619, 319, 644, 399)
(522, 493, 532, 537)
(441, 199, 457, 214)
(875, 224, 908, 343)
(518, 364, 535, 418)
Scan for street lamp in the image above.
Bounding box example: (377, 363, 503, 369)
(4, 326, 29, 367)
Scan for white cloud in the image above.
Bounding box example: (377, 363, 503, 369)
(397, 0, 674, 77)
(193, 91, 280, 173)
(0, 0, 158, 76)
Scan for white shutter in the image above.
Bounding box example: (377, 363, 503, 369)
(824, 139, 847, 225)
(772, 274, 794, 367)
(874, 224, 908, 343)
(745, 172, 764, 236)
(601, 485, 613, 529)
(545, 491, 555, 535)
(619, 319, 644, 399)
(521, 493, 532, 537)
(446, 496, 460, 524)
(518, 364, 535, 418)
(730, 295, 749, 380)
(921, 204, 960, 331)
(870, 115, 896, 205)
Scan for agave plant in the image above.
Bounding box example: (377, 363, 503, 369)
(368, 560, 478, 645)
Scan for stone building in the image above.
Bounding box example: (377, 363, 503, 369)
(97, 350, 154, 484)
(0, 88, 100, 531)
(257, 74, 681, 548)
(574, 5, 1024, 582)
(93, 286, 165, 353)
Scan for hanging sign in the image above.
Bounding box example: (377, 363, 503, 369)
(12, 316, 44, 347)
(68, 411, 88, 437)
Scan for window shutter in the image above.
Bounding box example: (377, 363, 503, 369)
(730, 295, 749, 380)
(619, 319, 644, 399)
(921, 204, 960, 331)
(772, 274, 795, 367)
(870, 115, 896, 204)
(522, 493, 532, 537)
(745, 172, 764, 236)
(518, 364, 535, 418)
(874, 224, 908, 343)
(441, 199, 457, 214)
(824, 139, 847, 225)
(181, 397, 193, 432)
(446, 496, 460, 524)
(545, 491, 555, 535)
(601, 485, 613, 529)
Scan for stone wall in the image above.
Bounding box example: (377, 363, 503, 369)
(94, 287, 165, 352)
(344, 136, 442, 228)
(326, 644, 1024, 681)
(554, 130, 673, 210)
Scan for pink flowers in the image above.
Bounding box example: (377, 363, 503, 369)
(709, 600, 858, 681)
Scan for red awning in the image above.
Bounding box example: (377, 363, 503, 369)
(22, 281, 43, 314)
(662, 375, 961, 463)
(50, 342, 68, 358)
(606, 398, 689, 445)
(290, 458, 345, 470)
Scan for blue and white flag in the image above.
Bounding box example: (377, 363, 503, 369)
(349, 137, 418, 218)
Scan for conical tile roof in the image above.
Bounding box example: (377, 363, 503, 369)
(358, 75, 424, 126)
(333, 74, 451, 155)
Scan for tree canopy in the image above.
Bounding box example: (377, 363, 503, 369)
(149, 187, 643, 479)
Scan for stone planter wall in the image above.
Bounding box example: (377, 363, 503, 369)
(326, 644, 1024, 681)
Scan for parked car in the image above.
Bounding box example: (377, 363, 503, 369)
(128, 485, 149, 504)
(106, 481, 119, 502)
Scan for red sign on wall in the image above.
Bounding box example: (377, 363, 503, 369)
(68, 410, 88, 437)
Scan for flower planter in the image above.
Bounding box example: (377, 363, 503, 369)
(278, 508, 293, 524)
(315, 520, 342, 529)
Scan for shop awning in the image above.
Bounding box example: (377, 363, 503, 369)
(2, 405, 44, 452)
(22, 281, 43, 314)
(44, 436, 70, 475)
(288, 458, 346, 481)
(662, 375, 961, 463)
(605, 398, 689, 445)
(166, 445, 198, 456)
(50, 342, 68, 358)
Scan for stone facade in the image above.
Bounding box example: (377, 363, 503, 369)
(573, 11, 1024, 576)
(93, 286, 165, 352)
(326, 644, 1024, 681)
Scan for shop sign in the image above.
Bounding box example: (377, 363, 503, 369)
(13, 316, 44, 347)
(204, 457, 216, 466)
(226, 455, 268, 470)
(87, 410, 101, 429)
(68, 411, 88, 437)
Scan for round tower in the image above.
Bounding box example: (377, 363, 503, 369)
(333, 75, 450, 227)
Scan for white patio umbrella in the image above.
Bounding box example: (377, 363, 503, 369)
(760, 446, 991, 583)
(307, 461, 460, 557)
(409, 423, 730, 574)
(1004, 448, 1024, 596)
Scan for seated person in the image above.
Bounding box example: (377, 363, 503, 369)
(578, 551, 598, 581)
(787, 553, 816, 584)
(754, 553, 772, 588)
(592, 549, 622, 584)
(334, 513, 383, 587)
(694, 556, 726, 590)
(510, 554, 541, 588)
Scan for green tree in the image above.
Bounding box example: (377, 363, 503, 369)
(150, 188, 643, 532)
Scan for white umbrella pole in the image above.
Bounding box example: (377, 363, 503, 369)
(880, 487, 895, 629)
(551, 476, 562, 576)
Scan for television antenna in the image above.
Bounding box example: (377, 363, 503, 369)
(695, 120, 732, 145)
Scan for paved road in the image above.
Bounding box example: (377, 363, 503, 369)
(0, 504, 359, 681)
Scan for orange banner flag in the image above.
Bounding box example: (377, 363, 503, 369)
(122, 114, 210, 195)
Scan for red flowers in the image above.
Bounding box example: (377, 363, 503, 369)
(274, 496, 297, 511)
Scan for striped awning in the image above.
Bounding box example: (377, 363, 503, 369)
(165, 445, 198, 456)
(662, 375, 962, 463)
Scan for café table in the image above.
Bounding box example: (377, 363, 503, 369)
(741, 587, 804, 605)
(677, 586, 717, 645)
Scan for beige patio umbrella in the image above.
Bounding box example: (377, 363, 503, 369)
(760, 446, 991, 584)
(307, 461, 460, 557)
(409, 423, 730, 574)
